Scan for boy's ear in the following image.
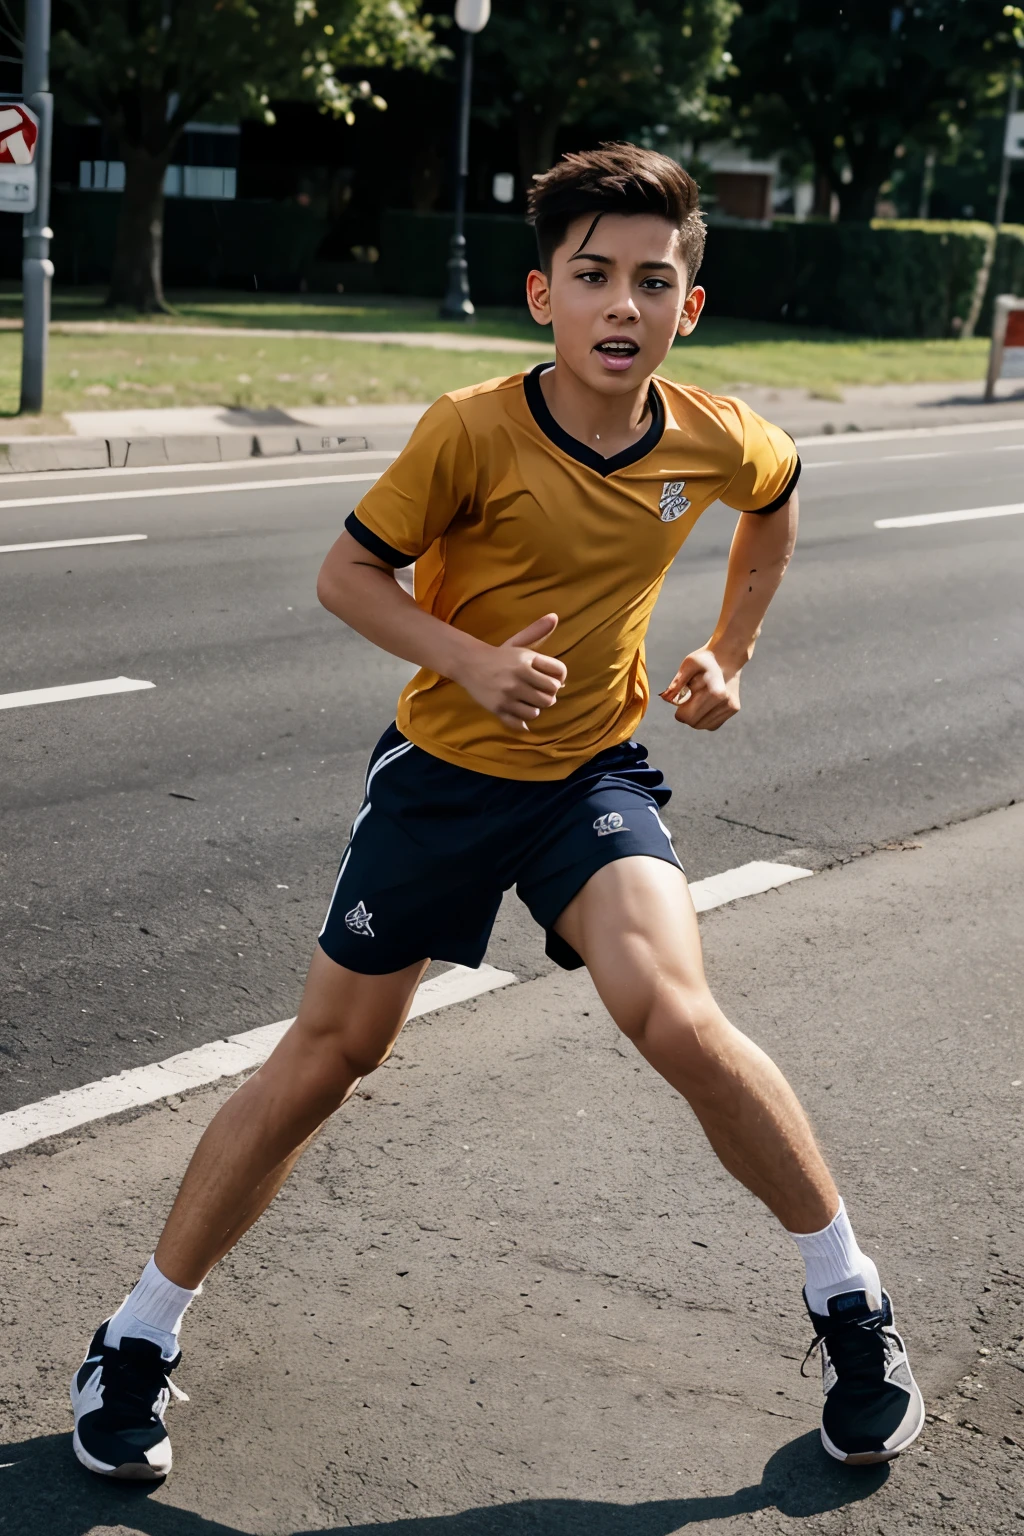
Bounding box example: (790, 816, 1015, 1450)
(526, 268, 552, 326)
(677, 284, 706, 338)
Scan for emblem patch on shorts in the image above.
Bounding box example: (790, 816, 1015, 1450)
(593, 812, 627, 837)
(659, 480, 691, 522)
(345, 899, 375, 937)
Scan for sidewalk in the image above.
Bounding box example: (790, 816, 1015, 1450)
(1, 804, 1021, 1535)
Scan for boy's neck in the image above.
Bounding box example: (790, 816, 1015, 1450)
(539, 358, 653, 460)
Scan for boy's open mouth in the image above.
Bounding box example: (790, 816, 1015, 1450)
(594, 336, 640, 371)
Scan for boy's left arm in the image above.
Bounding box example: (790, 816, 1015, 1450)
(660, 489, 799, 732)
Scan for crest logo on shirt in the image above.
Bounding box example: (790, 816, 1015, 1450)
(345, 899, 375, 937)
(594, 812, 628, 837)
(659, 480, 691, 522)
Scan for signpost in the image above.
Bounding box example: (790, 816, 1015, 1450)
(985, 295, 1024, 400)
(19, 0, 54, 415)
(0, 102, 39, 213)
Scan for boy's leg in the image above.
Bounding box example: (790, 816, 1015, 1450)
(554, 854, 924, 1464)
(156, 947, 428, 1288)
(72, 946, 427, 1479)
(554, 854, 836, 1233)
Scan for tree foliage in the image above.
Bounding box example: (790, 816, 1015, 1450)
(51, 0, 444, 309)
(727, 0, 1024, 222)
(474, 0, 737, 187)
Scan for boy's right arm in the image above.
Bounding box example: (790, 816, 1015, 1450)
(317, 530, 566, 732)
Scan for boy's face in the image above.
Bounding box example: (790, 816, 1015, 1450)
(526, 212, 705, 395)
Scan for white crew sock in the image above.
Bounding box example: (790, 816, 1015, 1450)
(104, 1255, 200, 1361)
(789, 1199, 881, 1316)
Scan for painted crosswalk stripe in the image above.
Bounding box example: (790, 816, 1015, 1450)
(0, 861, 813, 1158)
(0, 534, 147, 554)
(875, 502, 1024, 529)
(0, 676, 155, 710)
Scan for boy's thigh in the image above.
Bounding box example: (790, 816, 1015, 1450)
(552, 855, 709, 1028)
(516, 774, 686, 971)
(287, 944, 429, 1074)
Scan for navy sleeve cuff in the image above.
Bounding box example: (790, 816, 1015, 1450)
(345, 512, 416, 567)
(745, 457, 801, 515)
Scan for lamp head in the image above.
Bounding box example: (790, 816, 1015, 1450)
(454, 0, 491, 32)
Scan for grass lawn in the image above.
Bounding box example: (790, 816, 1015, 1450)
(0, 286, 994, 418)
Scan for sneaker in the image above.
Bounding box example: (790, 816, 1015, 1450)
(803, 1288, 925, 1465)
(71, 1321, 187, 1479)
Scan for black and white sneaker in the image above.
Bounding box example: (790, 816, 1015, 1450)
(803, 1288, 924, 1465)
(71, 1321, 187, 1479)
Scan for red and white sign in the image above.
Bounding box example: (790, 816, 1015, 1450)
(0, 104, 39, 166)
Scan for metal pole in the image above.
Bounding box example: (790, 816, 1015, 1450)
(20, 0, 53, 414)
(993, 74, 1019, 233)
(439, 28, 475, 321)
(962, 73, 1019, 341)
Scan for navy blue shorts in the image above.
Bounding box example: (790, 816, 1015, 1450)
(318, 724, 683, 975)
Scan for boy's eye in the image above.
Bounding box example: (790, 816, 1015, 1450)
(640, 277, 671, 290)
(577, 269, 606, 283)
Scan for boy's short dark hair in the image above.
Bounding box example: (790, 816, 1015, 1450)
(527, 142, 705, 282)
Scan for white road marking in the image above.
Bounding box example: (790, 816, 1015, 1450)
(0, 859, 814, 1157)
(875, 502, 1024, 529)
(0, 470, 383, 513)
(803, 443, 1024, 471)
(0, 447, 397, 490)
(0, 534, 147, 554)
(796, 418, 1024, 448)
(0, 963, 518, 1156)
(688, 860, 813, 912)
(0, 676, 155, 711)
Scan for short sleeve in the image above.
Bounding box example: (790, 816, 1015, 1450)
(720, 397, 801, 515)
(345, 395, 475, 566)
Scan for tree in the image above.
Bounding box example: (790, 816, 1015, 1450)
(51, 0, 443, 311)
(727, 1, 1024, 223)
(474, 0, 737, 189)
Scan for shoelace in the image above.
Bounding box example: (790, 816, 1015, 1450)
(103, 1348, 190, 1415)
(800, 1317, 894, 1381)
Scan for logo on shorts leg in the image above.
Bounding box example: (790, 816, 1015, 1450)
(659, 480, 691, 522)
(344, 899, 375, 937)
(593, 811, 628, 837)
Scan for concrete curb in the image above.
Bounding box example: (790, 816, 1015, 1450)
(0, 431, 369, 474)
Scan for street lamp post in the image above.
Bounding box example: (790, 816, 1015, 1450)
(20, 0, 53, 413)
(440, 0, 491, 321)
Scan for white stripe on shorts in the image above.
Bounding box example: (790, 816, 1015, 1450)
(318, 738, 414, 937)
(648, 803, 684, 869)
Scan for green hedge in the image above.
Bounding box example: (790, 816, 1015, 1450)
(39, 191, 329, 289)
(379, 209, 1024, 339)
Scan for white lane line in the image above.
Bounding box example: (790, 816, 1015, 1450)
(0, 676, 155, 711)
(688, 860, 812, 912)
(0, 448, 397, 490)
(0, 859, 813, 1158)
(0, 534, 147, 554)
(0, 963, 517, 1157)
(875, 502, 1024, 530)
(803, 443, 1024, 472)
(796, 417, 1024, 448)
(0, 470, 383, 512)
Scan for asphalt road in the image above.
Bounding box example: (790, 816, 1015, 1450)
(1, 422, 1023, 1113)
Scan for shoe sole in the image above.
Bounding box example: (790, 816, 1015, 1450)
(70, 1375, 171, 1481)
(820, 1386, 926, 1466)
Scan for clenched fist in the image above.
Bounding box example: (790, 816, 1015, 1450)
(661, 647, 741, 732)
(458, 613, 567, 731)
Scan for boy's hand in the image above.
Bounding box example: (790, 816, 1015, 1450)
(457, 613, 567, 731)
(660, 647, 741, 732)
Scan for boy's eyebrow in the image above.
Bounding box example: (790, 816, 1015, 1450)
(565, 253, 678, 273)
(568, 251, 613, 263)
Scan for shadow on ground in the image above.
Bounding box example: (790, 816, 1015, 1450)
(0, 1430, 887, 1535)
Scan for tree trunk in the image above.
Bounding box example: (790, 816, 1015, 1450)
(837, 138, 893, 223)
(515, 94, 564, 189)
(106, 148, 173, 312)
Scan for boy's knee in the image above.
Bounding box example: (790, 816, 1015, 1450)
(616, 984, 722, 1063)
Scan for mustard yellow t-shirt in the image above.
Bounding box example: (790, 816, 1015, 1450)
(346, 363, 799, 781)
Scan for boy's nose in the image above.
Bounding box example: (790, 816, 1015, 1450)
(604, 292, 640, 322)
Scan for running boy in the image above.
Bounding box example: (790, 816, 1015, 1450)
(72, 144, 923, 1479)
